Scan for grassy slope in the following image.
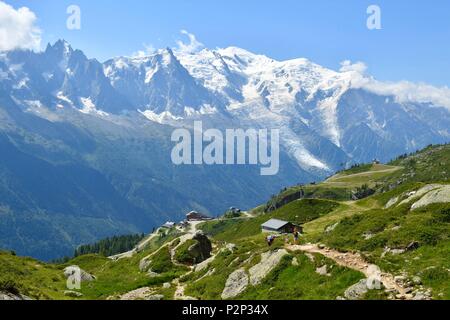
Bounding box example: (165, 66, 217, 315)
(0, 228, 188, 300)
(189, 199, 365, 300)
(184, 240, 365, 300)
(187, 163, 416, 300)
(1, 144, 449, 300)
(199, 199, 339, 242)
(316, 202, 450, 299)
(265, 164, 402, 208)
(387, 144, 450, 185)
(323, 164, 402, 188)
(0, 251, 67, 300)
(303, 144, 450, 299)
(68, 229, 189, 300)
(240, 145, 449, 299)
(239, 253, 365, 300)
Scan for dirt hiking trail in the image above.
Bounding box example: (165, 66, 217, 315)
(286, 243, 412, 299)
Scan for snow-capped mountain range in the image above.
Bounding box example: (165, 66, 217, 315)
(1, 39, 450, 259)
(2, 40, 449, 173)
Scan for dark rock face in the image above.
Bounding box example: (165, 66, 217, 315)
(190, 232, 213, 264)
(406, 241, 420, 252)
(265, 189, 305, 212)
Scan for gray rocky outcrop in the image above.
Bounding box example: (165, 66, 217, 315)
(63, 265, 95, 282)
(344, 279, 369, 300)
(221, 268, 249, 299)
(0, 291, 32, 300)
(120, 287, 164, 300)
(316, 265, 330, 276)
(249, 249, 288, 286)
(411, 185, 450, 210)
(385, 196, 399, 209)
(64, 290, 83, 298)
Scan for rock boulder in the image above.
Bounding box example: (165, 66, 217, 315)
(249, 249, 288, 286)
(221, 269, 249, 300)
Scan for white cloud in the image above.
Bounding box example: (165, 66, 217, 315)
(0, 1, 41, 51)
(175, 30, 204, 54)
(339, 60, 450, 110)
(339, 60, 368, 74)
(354, 78, 450, 110)
(131, 44, 155, 58)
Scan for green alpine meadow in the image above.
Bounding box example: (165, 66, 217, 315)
(1, 144, 448, 300)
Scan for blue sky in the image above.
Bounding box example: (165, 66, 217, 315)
(7, 0, 450, 86)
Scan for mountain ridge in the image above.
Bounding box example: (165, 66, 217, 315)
(3, 40, 450, 169)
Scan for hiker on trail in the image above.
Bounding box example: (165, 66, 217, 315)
(266, 235, 275, 247)
(293, 230, 300, 244)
